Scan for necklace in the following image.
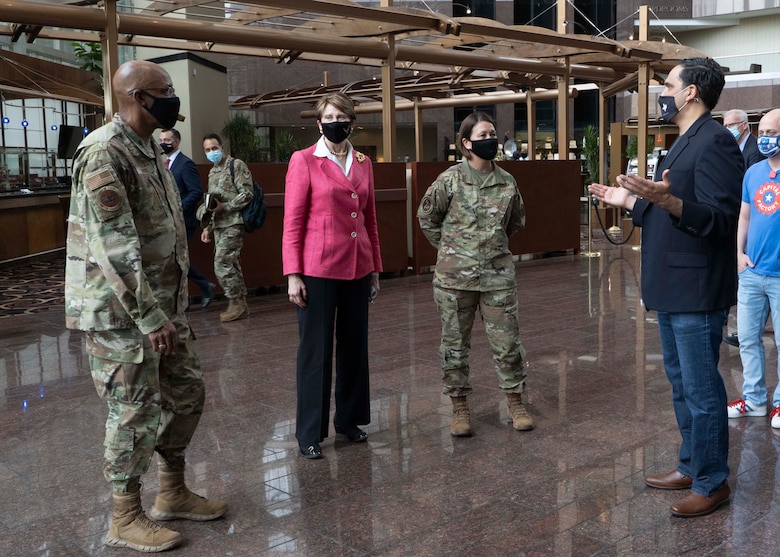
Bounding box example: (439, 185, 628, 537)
(329, 148, 348, 157)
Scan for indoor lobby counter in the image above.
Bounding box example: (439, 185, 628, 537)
(0, 187, 70, 265)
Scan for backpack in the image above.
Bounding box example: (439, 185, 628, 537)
(229, 159, 267, 233)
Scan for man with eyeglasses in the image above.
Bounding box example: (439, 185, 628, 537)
(65, 60, 227, 552)
(726, 108, 780, 427)
(724, 109, 765, 169)
(722, 110, 765, 347)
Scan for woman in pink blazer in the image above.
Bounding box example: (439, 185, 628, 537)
(282, 93, 382, 459)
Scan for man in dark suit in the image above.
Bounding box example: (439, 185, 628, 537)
(589, 58, 743, 518)
(160, 128, 215, 308)
(724, 109, 765, 169)
(721, 109, 766, 347)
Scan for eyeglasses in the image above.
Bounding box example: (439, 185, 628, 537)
(724, 121, 745, 129)
(131, 86, 176, 98)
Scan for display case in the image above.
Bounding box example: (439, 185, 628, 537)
(0, 147, 60, 191)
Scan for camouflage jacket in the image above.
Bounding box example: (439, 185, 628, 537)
(417, 160, 525, 291)
(65, 114, 189, 337)
(198, 156, 253, 230)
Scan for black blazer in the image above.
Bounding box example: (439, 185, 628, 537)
(169, 152, 204, 235)
(742, 133, 765, 170)
(632, 113, 743, 313)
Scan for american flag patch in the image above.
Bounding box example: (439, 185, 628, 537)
(86, 167, 116, 191)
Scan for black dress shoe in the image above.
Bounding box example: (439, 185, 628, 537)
(299, 443, 322, 459)
(723, 334, 739, 347)
(201, 283, 216, 309)
(334, 424, 368, 442)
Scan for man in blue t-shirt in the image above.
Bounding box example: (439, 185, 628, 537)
(727, 108, 780, 426)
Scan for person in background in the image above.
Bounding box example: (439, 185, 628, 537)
(722, 109, 766, 347)
(589, 57, 742, 518)
(283, 92, 382, 459)
(159, 128, 215, 309)
(726, 108, 780, 426)
(65, 60, 227, 553)
(417, 111, 532, 438)
(199, 133, 252, 322)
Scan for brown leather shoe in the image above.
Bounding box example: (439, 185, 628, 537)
(670, 483, 730, 517)
(644, 470, 693, 490)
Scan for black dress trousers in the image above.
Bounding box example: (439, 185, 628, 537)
(295, 274, 371, 444)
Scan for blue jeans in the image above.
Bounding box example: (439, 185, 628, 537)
(657, 309, 729, 496)
(737, 268, 780, 407)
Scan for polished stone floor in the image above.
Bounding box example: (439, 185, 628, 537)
(1, 242, 779, 556)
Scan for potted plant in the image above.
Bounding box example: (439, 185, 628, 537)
(582, 124, 599, 185)
(222, 114, 262, 162)
(273, 131, 298, 163)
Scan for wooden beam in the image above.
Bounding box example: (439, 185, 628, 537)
(637, 6, 650, 180)
(101, 0, 120, 120)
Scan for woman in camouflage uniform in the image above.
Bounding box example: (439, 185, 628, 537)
(417, 111, 532, 436)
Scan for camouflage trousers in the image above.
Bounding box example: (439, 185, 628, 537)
(213, 223, 247, 299)
(86, 317, 205, 492)
(433, 285, 526, 397)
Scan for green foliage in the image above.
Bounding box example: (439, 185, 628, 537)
(273, 131, 298, 163)
(222, 114, 262, 162)
(582, 124, 600, 185)
(71, 41, 103, 92)
(625, 135, 638, 159)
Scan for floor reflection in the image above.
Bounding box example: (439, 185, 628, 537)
(0, 243, 777, 556)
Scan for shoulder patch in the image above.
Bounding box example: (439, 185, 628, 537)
(355, 151, 366, 163)
(421, 196, 433, 214)
(97, 186, 123, 211)
(86, 166, 118, 191)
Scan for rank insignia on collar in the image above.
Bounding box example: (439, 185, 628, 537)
(355, 151, 366, 163)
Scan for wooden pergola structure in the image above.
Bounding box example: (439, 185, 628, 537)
(0, 0, 706, 180)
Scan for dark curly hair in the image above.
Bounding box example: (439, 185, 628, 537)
(677, 57, 725, 111)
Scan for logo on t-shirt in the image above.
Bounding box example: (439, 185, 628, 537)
(754, 181, 780, 215)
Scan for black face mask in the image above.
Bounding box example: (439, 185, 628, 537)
(468, 137, 499, 161)
(321, 121, 351, 144)
(144, 93, 181, 130)
(159, 142, 175, 154)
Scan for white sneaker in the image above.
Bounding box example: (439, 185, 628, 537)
(771, 407, 780, 429)
(727, 398, 767, 418)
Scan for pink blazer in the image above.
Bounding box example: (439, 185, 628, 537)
(282, 145, 383, 280)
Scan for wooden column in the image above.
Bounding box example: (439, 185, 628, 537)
(380, 0, 397, 162)
(414, 99, 423, 162)
(556, 0, 572, 160)
(526, 87, 536, 160)
(101, 0, 120, 120)
(637, 5, 650, 179)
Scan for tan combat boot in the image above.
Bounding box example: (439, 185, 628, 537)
(220, 297, 249, 322)
(105, 488, 182, 552)
(149, 465, 228, 522)
(450, 396, 473, 437)
(506, 392, 534, 431)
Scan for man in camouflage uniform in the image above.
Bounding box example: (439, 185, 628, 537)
(198, 133, 252, 322)
(417, 111, 532, 436)
(65, 60, 227, 553)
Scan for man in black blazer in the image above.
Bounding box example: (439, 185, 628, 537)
(160, 129, 215, 308)
(590, 58, 743, 518)
(721, 109, 766, 347)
